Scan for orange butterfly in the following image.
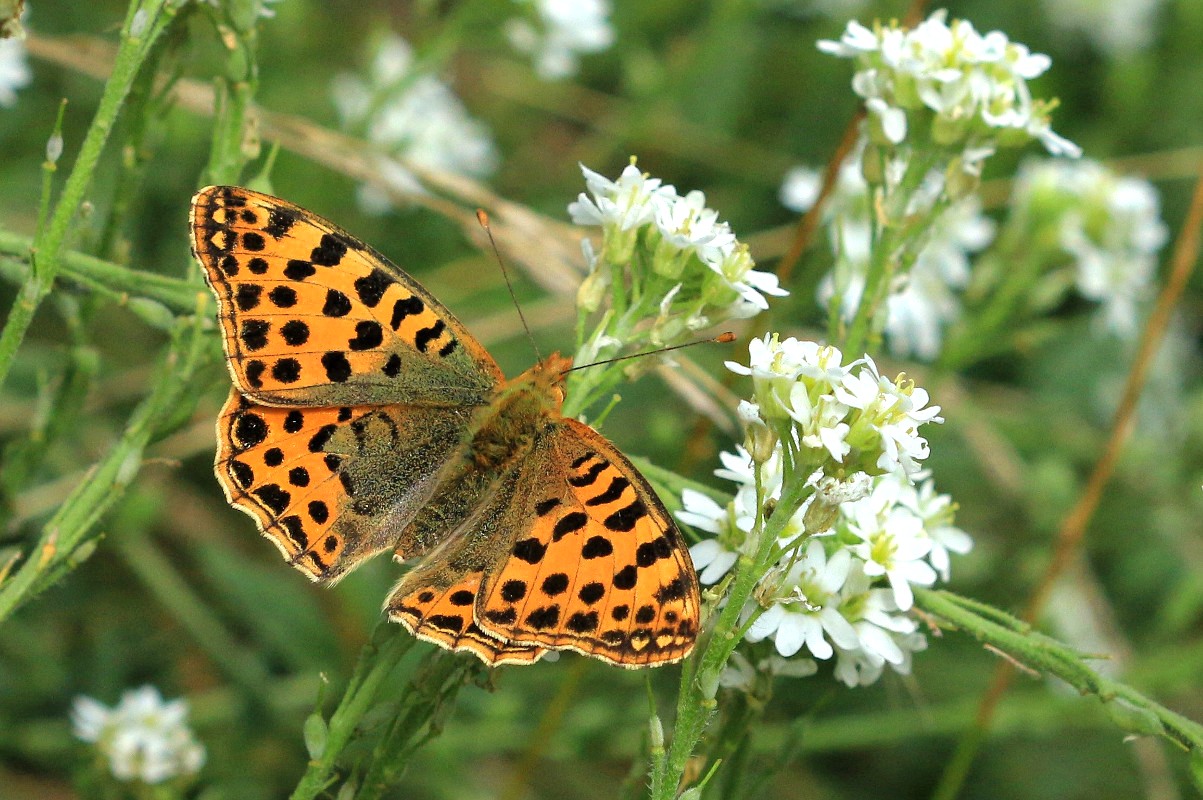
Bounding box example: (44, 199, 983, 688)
(190, 186, 700, 667)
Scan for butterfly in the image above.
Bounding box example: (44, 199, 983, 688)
(190, 186, 700, 668)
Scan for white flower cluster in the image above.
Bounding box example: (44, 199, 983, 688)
(818, 10, 1080, 159)
(1008, 158, 1168, 337)
(725, 335, 942, 478)
(569, 162, 786, 341)
(0, 32, 31, 107)
(812, 153, 995, 360)
(680, 337, 960, 687)
(332, 35, 498, 214)
(505, 0, 614, 80)
(71, 686, 205, 785)
(682, 457, 969, 687)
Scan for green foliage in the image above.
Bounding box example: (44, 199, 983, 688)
(2, 1, 1203, 799)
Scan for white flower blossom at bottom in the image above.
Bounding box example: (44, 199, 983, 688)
(744, 542, 860, 660)
(72, 686, 205, 784)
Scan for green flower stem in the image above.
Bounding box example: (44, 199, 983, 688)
(938, 247, 1048, 371)
(915, 588, 1203, 753)
(0, 232, 204, 314)
(650, 478, 814, 800)
(841, 151, 942, 355)
(0, 313, 209, 623)
(0, 1, 176, 390)
(842, 221, 897, 356)
(356, 651, 479, 800)
(289, 626, 416, 800)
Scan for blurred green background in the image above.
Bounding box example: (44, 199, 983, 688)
(1, 0, 1202, 798)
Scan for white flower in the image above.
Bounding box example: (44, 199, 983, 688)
(836, 356, 943, 476)
(568, 162, 676, 232)
(1010, 159, 1168, 338)
(901, 474, 973, 580)
(819, 10, 1078, 157)
(0, 35, 31, 107)
(718, 651, 818, 691)
(654, 189, 736, 262)
(779, 166, 823, 213)
(333, 35, 497, 213)
(71, 686, 205, 784)
(745, 540, 860, 659)
(505, 0, 614, 80)
(703, 241, 789, 317)
(680, 489, 746, 584)
(845, 499, 936, 610)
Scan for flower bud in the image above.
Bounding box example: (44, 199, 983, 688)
(737, 401, 777, 464)
(648, 713, 664, 750)
(575, 268, 609, 314)
(45, 133, 63, 165)
(303, 712, 328, 760)
(860, 144, 885, 186)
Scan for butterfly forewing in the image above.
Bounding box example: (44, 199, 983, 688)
(191, 186, 503, 408)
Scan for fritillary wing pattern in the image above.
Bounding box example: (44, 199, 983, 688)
(474, 420, 700, 668)
(216, 390, 474, 582)
(191, 186, 503, 408)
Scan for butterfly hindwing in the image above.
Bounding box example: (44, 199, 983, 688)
(191, 186, 503, 408)
(390, 569, 546, 666)
(474, 419, 701, 668)
(216, 390, 474, 582)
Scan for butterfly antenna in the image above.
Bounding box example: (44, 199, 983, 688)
(565, 332, 737, 374)
(477, 209, 541, 361)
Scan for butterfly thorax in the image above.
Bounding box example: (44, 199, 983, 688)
(464, 352, 572, 469)
(392, 353, 572, 561)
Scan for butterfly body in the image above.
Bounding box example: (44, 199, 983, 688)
(192, 186, 699, 668)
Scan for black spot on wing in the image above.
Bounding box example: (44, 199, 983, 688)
(553, 512, 588, 541)
(501, 580, 527, 602)
(353, 268, 393, 308)
(604, 499, 648, 532)
(311, 233, 350, 267)
(569, 461, 607, 487)
(348, 320, 384, 351)
(390, 295, 424, 329)
(322, 289, 352, 317)
(284, 259, 315, 280)
(240, 320, 269, 351)
(264, 207, 299, 238)
(414, 320, 446, 353)
(235, 284, 262, 311)
(512, 538, 547, 564)
(233, 413, 267, 448)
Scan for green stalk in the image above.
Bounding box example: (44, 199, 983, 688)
(0, 1, 176, 389)
(355, 652, 477, 800)
(651, 478, 814, 799)
(915, 589, 1203, 753)
(0, 311, 209, 622)
(289, 628, 416, 800)
(0, 232, 203, 314)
